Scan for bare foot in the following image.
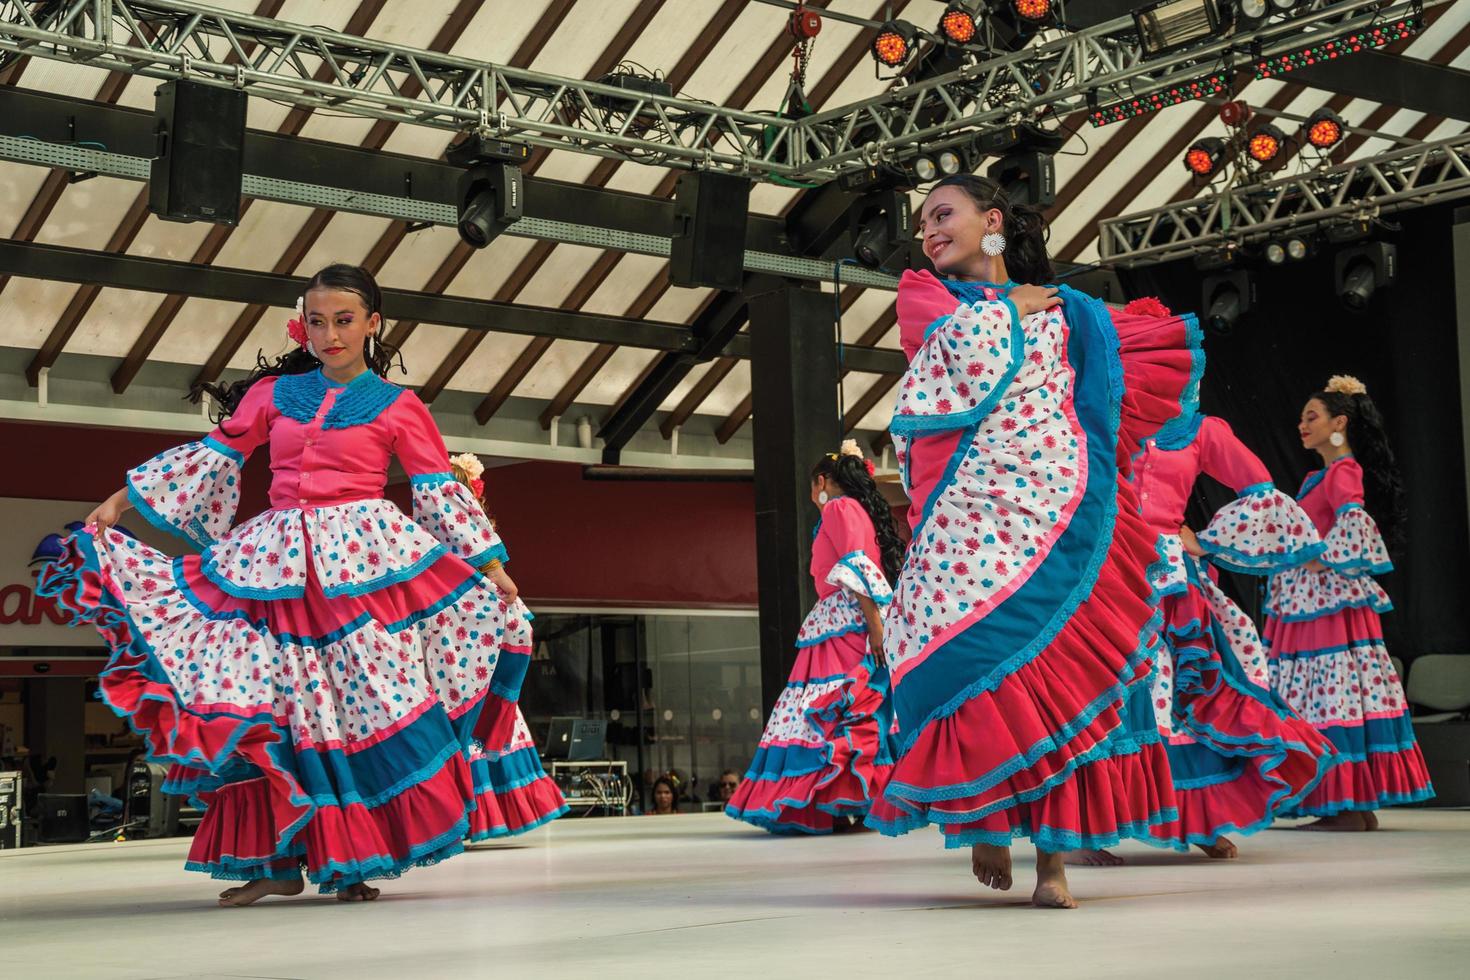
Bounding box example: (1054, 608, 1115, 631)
(970, 842, 1013, 891)
(1299, 812, 1372, 832)
(1196, 836, 1238, 859)
(1062, 848, 1125, 867)
(1033, 850, 1079, 909)
(336, 882, 382, 902)
(1364, 811, 1380, 831)
(217, 876, 304, 907)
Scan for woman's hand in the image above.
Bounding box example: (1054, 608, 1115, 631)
(1179, 525, 1208, 558)
(1305, 559, 1327, 574)
(485, 564, 519, 604)
(1008, 284, 1061, 318)
(86, 488, 131, 533)
(868, 629, 888, 668)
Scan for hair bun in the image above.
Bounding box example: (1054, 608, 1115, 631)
(1325, 374, 1368, 397)
(839, 438, 864, 459)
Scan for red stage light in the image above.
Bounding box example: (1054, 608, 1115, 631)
(1305, 108, 1346, 149)
(1184, 137, 1226, 177)
(872, 20, 916, 68)
(1247, 124, 1286, 163)
(1013, 0, 1052, 21)
(939, 4, 976, 44)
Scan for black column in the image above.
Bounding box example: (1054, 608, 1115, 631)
(750, 283, 838, 716)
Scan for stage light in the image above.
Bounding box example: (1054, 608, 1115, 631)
(872, 20, 917, 68)
(938, 3, 976, 44)
(1183, 137, 1226, 178)
(937, 149, 964, 175)
(1133, 0, 1227, 58)
(1334, 242, 1397, 310)
(1247, 123, 1286, 163)
(1255, 17, 1420, 79)
(1269, 0, 1300, 11)
(1201, 270, 1253, 335)
(1237, 0, 1269, 27)
(1011, 0, 1052, 22)
(1286, 236, 1310, 261)
(1305, 107, 1346, 150)
(448, 135, 528, 250)
(1265, 242, 1286, 265)
(851, 189, 913, 269)
(988, 149, 1055, 207)
(912, 155, 938, 182)
(1088, 73, 1230, 126)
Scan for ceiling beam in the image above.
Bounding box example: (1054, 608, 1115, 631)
(1290, 49, 1470, 123)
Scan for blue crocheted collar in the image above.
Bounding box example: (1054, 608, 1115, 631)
(1298, 453, 1354, 501)
(1154, 411, 1206, 451)
(942, 278, 1017, 302)
(273, 368, 404, 430)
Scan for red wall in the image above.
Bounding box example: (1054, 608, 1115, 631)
(0, 422, 758, 608)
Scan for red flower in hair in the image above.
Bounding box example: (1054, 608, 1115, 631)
(864, 459, 876, 477)
(1123, 297, 1171, 318)
(470, 478, 485, 498)
(287, 317, 309, 347)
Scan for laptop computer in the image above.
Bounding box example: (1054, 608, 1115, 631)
(543, 716, 579, 761)
(568, 719, 607, 762)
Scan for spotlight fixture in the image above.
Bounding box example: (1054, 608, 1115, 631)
(1305, 107, 1346, 150)
(1264, 242, 1287, 265)
(851, 188, 913, 269)
(936, 149, 964, 176)
(1334, 242, 1397, 310)
(1285, 236, 1310, 261)
(1010, 0, 1053, 23)
(871, 20, 917, 69)
(912, 155, 939, 182)
(938, 3, 976, 45)
(1183, 137, 1227, 178)
(1236, 0, 1270, 27)
(447, 134, 528, 249)
(1246, 123, 1286, 163)
(1088, 74, 1230, 126)
(1133, 0, 1227, 58)
(1255, 17, 1419, 79)
(1201, 270, 1253, 335)
(988, 149, 1055, 208)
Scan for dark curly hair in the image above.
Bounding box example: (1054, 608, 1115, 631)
(1311, 386, 1406, 552)
(928, 173, 1054, 286)
(189, 263, 403, 424)
(811, 452, 905, 587)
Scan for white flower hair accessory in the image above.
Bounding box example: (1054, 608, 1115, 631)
(839, 438, 864, 459)
(449, 452, 485, 480)
(1325, 375, 1368, 397)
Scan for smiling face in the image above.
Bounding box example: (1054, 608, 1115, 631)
(304, 287, 379, 376)
(1299, 397, 1348, 453)
(917, 184, 1002, 277)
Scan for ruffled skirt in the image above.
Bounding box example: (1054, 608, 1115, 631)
(1265, 601, 1433, 815)
(467, 709, 568, 839)
(40, 528, 526, 892)
(725, 630, 896, 833)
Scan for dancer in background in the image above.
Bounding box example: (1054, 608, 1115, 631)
(1068, 392, 1336, 864)
(40, 264, 523, 904)
(1264, 376, 1433, 829)
(448, 453, 568, 840)
(725, 441, 902, 834)
(868, 175, 1198, 908)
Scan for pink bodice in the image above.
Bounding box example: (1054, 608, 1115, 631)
(811, 496, 883, 599)
(1133, 416, 1271, 533)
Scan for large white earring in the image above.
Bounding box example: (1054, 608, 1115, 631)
(307, 341, 318, 360)
(366, 334, 377, 361)
(1329, 432, 1346, 448)
(818, 491, 829, 506)
(981, 232, 1007, 256)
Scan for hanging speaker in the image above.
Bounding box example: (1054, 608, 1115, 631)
(670, 171, 751, 291)
(149, 80, 246, 225)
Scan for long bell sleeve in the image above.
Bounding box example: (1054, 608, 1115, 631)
(1192, 417, 1324, 574)
(1317, 459, 1392, 577)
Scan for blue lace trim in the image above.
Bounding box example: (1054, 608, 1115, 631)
(1155, 407, 1206, 451)
(197, 554, 307, 600)
(319, 545, 447, 599)
(1152, 313, 1205, 449)
(1237, 481, 1275, 498)
(410, 471, 457, 488)
(834, 550, 894, 605)
(201, 434, 246, 466)
(273, 369, 403, 429)
(467, 802, 570, 841)
(794, 621, 867, 649)
(126, 482, 213, 550)
(1202, 540, 1326, 577)
(1296, 453, 1354, 502)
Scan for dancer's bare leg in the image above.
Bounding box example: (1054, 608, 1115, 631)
(1196, 835, 1238, 859)
(971, 843, 1013, 891)
(1032, 850, 1078, 909)
(217, 876, 305, 907)
(1062, 848, 1125, 867)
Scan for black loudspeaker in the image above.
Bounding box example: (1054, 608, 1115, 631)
(149, 80, 246, 225)
(670, 171, 751, 290)
(38, 793, 88, 843)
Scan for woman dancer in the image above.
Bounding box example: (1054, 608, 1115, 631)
(867, 175, 1198, 908)
(40, 264, 524, 904)
(448, 453, 568, 839)
(725, 441, 902, 833)
(1072, 398, 1336, 863)
(1264, 376, 1433, 828)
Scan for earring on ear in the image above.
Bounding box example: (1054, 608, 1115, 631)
(1329, 432, 1346, 448)
(307, 341, 319, 360)
(981, 232, 1007, 256)
(366, 334, 377, 361)
(818, 491, 830, 506)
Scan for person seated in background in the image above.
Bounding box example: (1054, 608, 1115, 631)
(649, 776, 680, 815)
(715, 770, 741, 804)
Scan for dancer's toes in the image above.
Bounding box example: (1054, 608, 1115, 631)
(1032, 879, 1079, 909)
(1299, 813, 1370, 832)
(1062, 848, 1125, 867)
(1364, 811, 1380, 831)
(1196, 836, 1238, 860)
(971, 843, 1013, 891)
(217, 876, 304, 908)
(336, 882, 382, 902)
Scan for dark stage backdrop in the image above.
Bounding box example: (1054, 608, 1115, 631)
(1119, 201, 1469, 664)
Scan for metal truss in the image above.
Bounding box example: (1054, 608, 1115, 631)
(1097, 133, 1470, 268)
(0, 0, 1428, 182)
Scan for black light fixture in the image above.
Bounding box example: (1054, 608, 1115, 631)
(987, 149, 1056, 207)
(1305, 107, 1347, 150)
(938, 3, 977, 45)
(1237, 0, 1270, 28)
(1133, 0, 1228, 58)
(871, 20, 918, 69)
(851, 189, 914, 269)
(1183, 136, 1227, 179)
(447, 135, 529, 249)
(1201, 269, 1253, 335)
(1335, 242, 1397, 310)
(1247, 122, 1287, 164)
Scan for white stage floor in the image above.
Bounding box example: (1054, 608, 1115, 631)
(2, 809, 1467, 979)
